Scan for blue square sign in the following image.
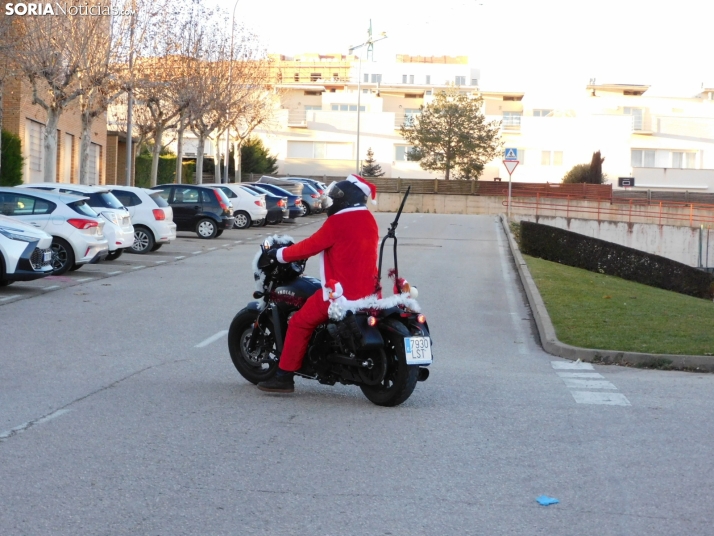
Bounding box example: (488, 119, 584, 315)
(504, 148, 518, 161)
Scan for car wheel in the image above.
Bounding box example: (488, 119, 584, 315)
(69, 263, 82, 271)
(131, 226, 155, 254)
(233, 211, 251, 229)
(257, 218, 268, 227)
(216, 230, 223, 237)
(50, 237, 75, 275)
(0, 254, 9, 286)
(303, 204, 312, 216)
(106, 249, 124, 261)
(196, 218, 218, 239)
(150, 243, 163, 252)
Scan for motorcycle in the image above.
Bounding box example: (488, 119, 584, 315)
(227, 188, 432, 407)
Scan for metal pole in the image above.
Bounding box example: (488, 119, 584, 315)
(125, 4, 135, 186)
(356, 54, 362, 174)
(507, 171, 512, 218)
(224, 0, 240, 183)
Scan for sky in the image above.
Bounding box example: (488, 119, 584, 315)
(213, 0, 714, 97)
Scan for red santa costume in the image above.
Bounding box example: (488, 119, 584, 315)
(274, 175, 379, 372)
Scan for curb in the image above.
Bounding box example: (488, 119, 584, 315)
(499, 214, 714, 372)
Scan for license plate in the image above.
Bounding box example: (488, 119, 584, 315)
(404, 336, 432, 365)
(43, 250, 52, 262)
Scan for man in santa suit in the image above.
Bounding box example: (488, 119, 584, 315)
(257, 174, 379, 393)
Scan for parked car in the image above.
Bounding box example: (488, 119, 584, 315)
(285, 177, 329, 211)
(206, 184, 267, 229)
(0, 215, 54, 286)
(150, 184, 234, 238)
(105, 185, 177, 254)
(245, 182, 303, 220)
(18, 184, 134, 261)
(240, 184, 289, 225)
(257, 175, 304, 197)
(0, 187, 108, 275)
(295, 182, 323, 215)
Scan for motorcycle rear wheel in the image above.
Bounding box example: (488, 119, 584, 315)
(360, 319, 419, 407)
(228, 308, 279, 384)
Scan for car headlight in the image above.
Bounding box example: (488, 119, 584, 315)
(0, 228, 36, 242)
(102, 212, 120, 225)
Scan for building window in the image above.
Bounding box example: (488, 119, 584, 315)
(624, 107, 644, 131)
(330, 104, 366, 112)
(631, 149, 696, 168)
(409, 75, 414, 84)
(394, 145, 415, 161)
(541, 151, 563, 166)
(502, 112, 522, 127)
(304, 90, 322, 96)
(294, 73, 299, 82)
(310, 72, 322, 82)
(402, 74, 407, 83)
(287, 141, 353, 160)
(533, 109, 553, 117)
(304, 105, 322, 111)
(425, 75, 431, 84)
(364, 73, 369, 83)
(471, 78, 478, 86)
(370, 74, 382, 83)
(425, 90, 432, 96)
(455, 76, 465, 86)
(62, 133, 74, 183)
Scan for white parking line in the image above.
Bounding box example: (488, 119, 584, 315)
(234, 241, 242, 244)
(191, 251, 202, 255)
(208, 247, 217, 251)
(0, 295, 20, 301)
(551, 361, 594, 370)
(571, 392, 631, 406)
(107, 271, 123, 276)
(175, 256, 185, 260)
(0, 409, 71, 441)
(195, 330, 228, 348)
(556, 372, 604, 379)
(562, 378, 617, 390)
(43, 285, 60, 290)
(155, 260, 167, 264)
(74, 277, 95, 283)
(131, 266, 145, 270)
(222, 244, 230, 247)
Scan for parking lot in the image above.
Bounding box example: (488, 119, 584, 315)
(0, 214, 326, 306)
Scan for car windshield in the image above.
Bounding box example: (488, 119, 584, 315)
(68, 200, 99, 217)
(261, 184, 292, 197)
(240, 187, 259, 197)
(302, 184, 318, 194)
(150, 192, 169, 207)
(219, 187, 236, 198)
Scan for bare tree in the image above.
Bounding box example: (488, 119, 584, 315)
(0, 3, 17, 178)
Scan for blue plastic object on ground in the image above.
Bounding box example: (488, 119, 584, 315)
(536, 495, 559, 506)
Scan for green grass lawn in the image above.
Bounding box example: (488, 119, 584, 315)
(524, 255, 714, 356)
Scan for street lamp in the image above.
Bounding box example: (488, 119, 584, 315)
(224, 0, 240, 183)
(348, 21, 387, 174)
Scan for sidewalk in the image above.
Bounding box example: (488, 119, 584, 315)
(500, 214, 714, 372)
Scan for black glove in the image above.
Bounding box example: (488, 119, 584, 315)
(257, 248, 278, 269)
(266, 249, 278, 263)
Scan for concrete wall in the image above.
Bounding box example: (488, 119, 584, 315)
(371, 192, 714, 267)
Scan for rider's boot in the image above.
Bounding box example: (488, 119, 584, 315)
(257, 368, 295, 393)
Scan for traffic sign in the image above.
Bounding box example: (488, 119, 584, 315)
(504, 148, 518, 161)
(503, 160, 519, 175)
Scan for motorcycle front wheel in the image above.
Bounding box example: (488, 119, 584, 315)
(228, 308, 279, 384)
(360, 319, 419, 407)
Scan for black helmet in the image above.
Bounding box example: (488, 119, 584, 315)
(326, 180, 367, 216)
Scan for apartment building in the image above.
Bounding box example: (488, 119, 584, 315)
(2, 75, 107, 185)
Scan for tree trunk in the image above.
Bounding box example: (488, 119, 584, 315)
(43, 109, 60, 183)
(0, 82, 4, 180)
(235, 140, 242, 182)
(195, 134, 205, 184)
(150, 124, 164, 187)
(79, 111, 92, 184)
(213, 136, 221, 184)
(175, 115, 184, 184)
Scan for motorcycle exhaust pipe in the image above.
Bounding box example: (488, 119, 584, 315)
(417, 367, 430, 382)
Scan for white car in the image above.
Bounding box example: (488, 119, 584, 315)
(18, 184, 134, 260)
(209, 184, 268, 229)
(105, 185, 177, 254)
(0, 215, 54, 286)
(0, 187, 108, 275)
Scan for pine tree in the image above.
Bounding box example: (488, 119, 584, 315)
(361, 147, 385, 178)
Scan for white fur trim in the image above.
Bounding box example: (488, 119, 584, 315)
(334, 206, 368, 215)
(276, 247, 287, 264)
(346, 175, 372, 198)
(252, 234, 295, 286)
(327, 293, 421, 321)
(371, 199, 377, 205)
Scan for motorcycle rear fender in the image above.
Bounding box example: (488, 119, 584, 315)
(353, 314, 384, 349)
(244, 300, 264, 312)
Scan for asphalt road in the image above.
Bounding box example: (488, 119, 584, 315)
(1, 213, 713, 535)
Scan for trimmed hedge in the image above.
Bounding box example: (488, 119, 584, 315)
(520, 221, 714, 299)
(1, 130, 24, 186)
(135, 154, 195, 188)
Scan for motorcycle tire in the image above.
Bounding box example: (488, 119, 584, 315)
(228, 308, 279, 384)
(360, 318, 419, 407)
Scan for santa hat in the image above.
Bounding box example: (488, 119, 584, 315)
(346, 174, 377, 205)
